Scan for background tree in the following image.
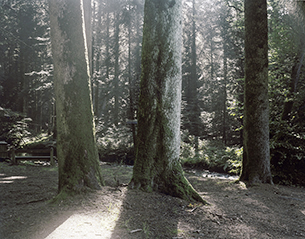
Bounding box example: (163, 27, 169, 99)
(240, 0, 272, 184)
(130, 0, 205, 203)
(182, 0, 202, 151)
(0, 0, 53, 137)
(48, 0, 103, 194)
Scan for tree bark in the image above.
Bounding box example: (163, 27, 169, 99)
(93, 1, 102, 118)
(130, 0, 206, 203)
(240, 0, 272, 184)
(48, 0, 104, 195)
(281, 49, 305, 121)
(189, 0, 200, 150)
(113, 12, 120, 126)
(83, 0, 92, 74)
(221, 8, 228, 145)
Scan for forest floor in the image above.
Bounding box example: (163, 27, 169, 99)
(0, 161, 305, 239)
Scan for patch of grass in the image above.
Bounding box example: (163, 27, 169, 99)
(121, 217, 132, 231)
(168, 227, 184, 235)
(107, 202, 114, 213)
(143, 221, 150, 238)
(44, 166, 57, 172)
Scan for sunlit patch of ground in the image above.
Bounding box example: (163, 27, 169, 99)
(0, 175, 27, 184)
(44, 207, 122, 238)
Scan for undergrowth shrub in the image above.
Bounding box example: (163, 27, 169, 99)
(96, 122, 134, 164)
(270, 120, 305, 186)
(0, 107, 32, 147)
(180, 135, 242, 175)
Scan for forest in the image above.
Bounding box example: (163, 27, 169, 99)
(1, 0, 304, 185)
(1, 0, 305, 238)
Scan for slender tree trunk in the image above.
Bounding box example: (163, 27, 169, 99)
(94, 1, 102, 118)
(48, 0, 104, 195)
(127, 19, 136, 148)
(240, 0, 272, 184)
(222, 45, 227, 145)
(281, 49, 305, 121)
(130, 0, 206, 203)
(190, 0, 199, 151)
(113, 12, 120, 126)
(105, 11, 110, 81)
(100, 10, 111, 123)
(222, 14, 228, 145)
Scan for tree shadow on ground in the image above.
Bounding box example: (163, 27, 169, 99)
(110, 188, 183, 239)
(186, 173, 305, 238)
(0, 163, 64, 239)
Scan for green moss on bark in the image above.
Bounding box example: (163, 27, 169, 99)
(49, 0, 104, 195)
(240, 0, 272, 185)
(130, 0, 207, 204)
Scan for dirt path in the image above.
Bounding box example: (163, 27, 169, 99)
(0, 162, 305, 239)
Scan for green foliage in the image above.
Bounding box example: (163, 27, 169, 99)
(180, 135, 242, 175)
(96, 124, 132, 152)
(270, 120, 305, 186)
(0, 107, 32, 147)
(96, 123, 134, 164)
(267, 0, 305, 186)
(0, 0, 53, 130)
(21, 133, 54, 149)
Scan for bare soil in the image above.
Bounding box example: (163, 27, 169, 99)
(1, 161, 305, 239)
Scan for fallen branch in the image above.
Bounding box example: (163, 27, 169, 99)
(130, 229, 142, 234)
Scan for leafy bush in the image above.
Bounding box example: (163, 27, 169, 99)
(96, 123, 134, 164)
(0, 107, 32, 147)
(21, 133, 55, 149)
(270, 120, 305, 186)
(180, 136, 242, 175)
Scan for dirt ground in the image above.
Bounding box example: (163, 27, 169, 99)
(0, 161, 305, 239)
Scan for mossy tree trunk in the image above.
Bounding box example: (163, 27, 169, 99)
(130, 0, 206, 203)
(240, 0, 273, 184)
(48, 0, 104, 194)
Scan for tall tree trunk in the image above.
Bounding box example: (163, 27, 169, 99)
(48, 0, 104, 195)
(281, 49, 305, 121)
(190, 0, 199, 150)
(240, 0, 272, 184)
(221, 10, 228, 145)
(222, 43, 227, 145)
(113, 12, 120, 126)
(100, 10, 111, 123)
(130, 0, 206, 203)
(127, 18, 136, 148)
(105, 11, 110, 81)
(94, 1, 102, 118)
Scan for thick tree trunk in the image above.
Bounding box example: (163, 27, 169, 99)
(130, 0, 206, 203)
(48, 0, 104, 195)
(240, 0, 272, 184)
